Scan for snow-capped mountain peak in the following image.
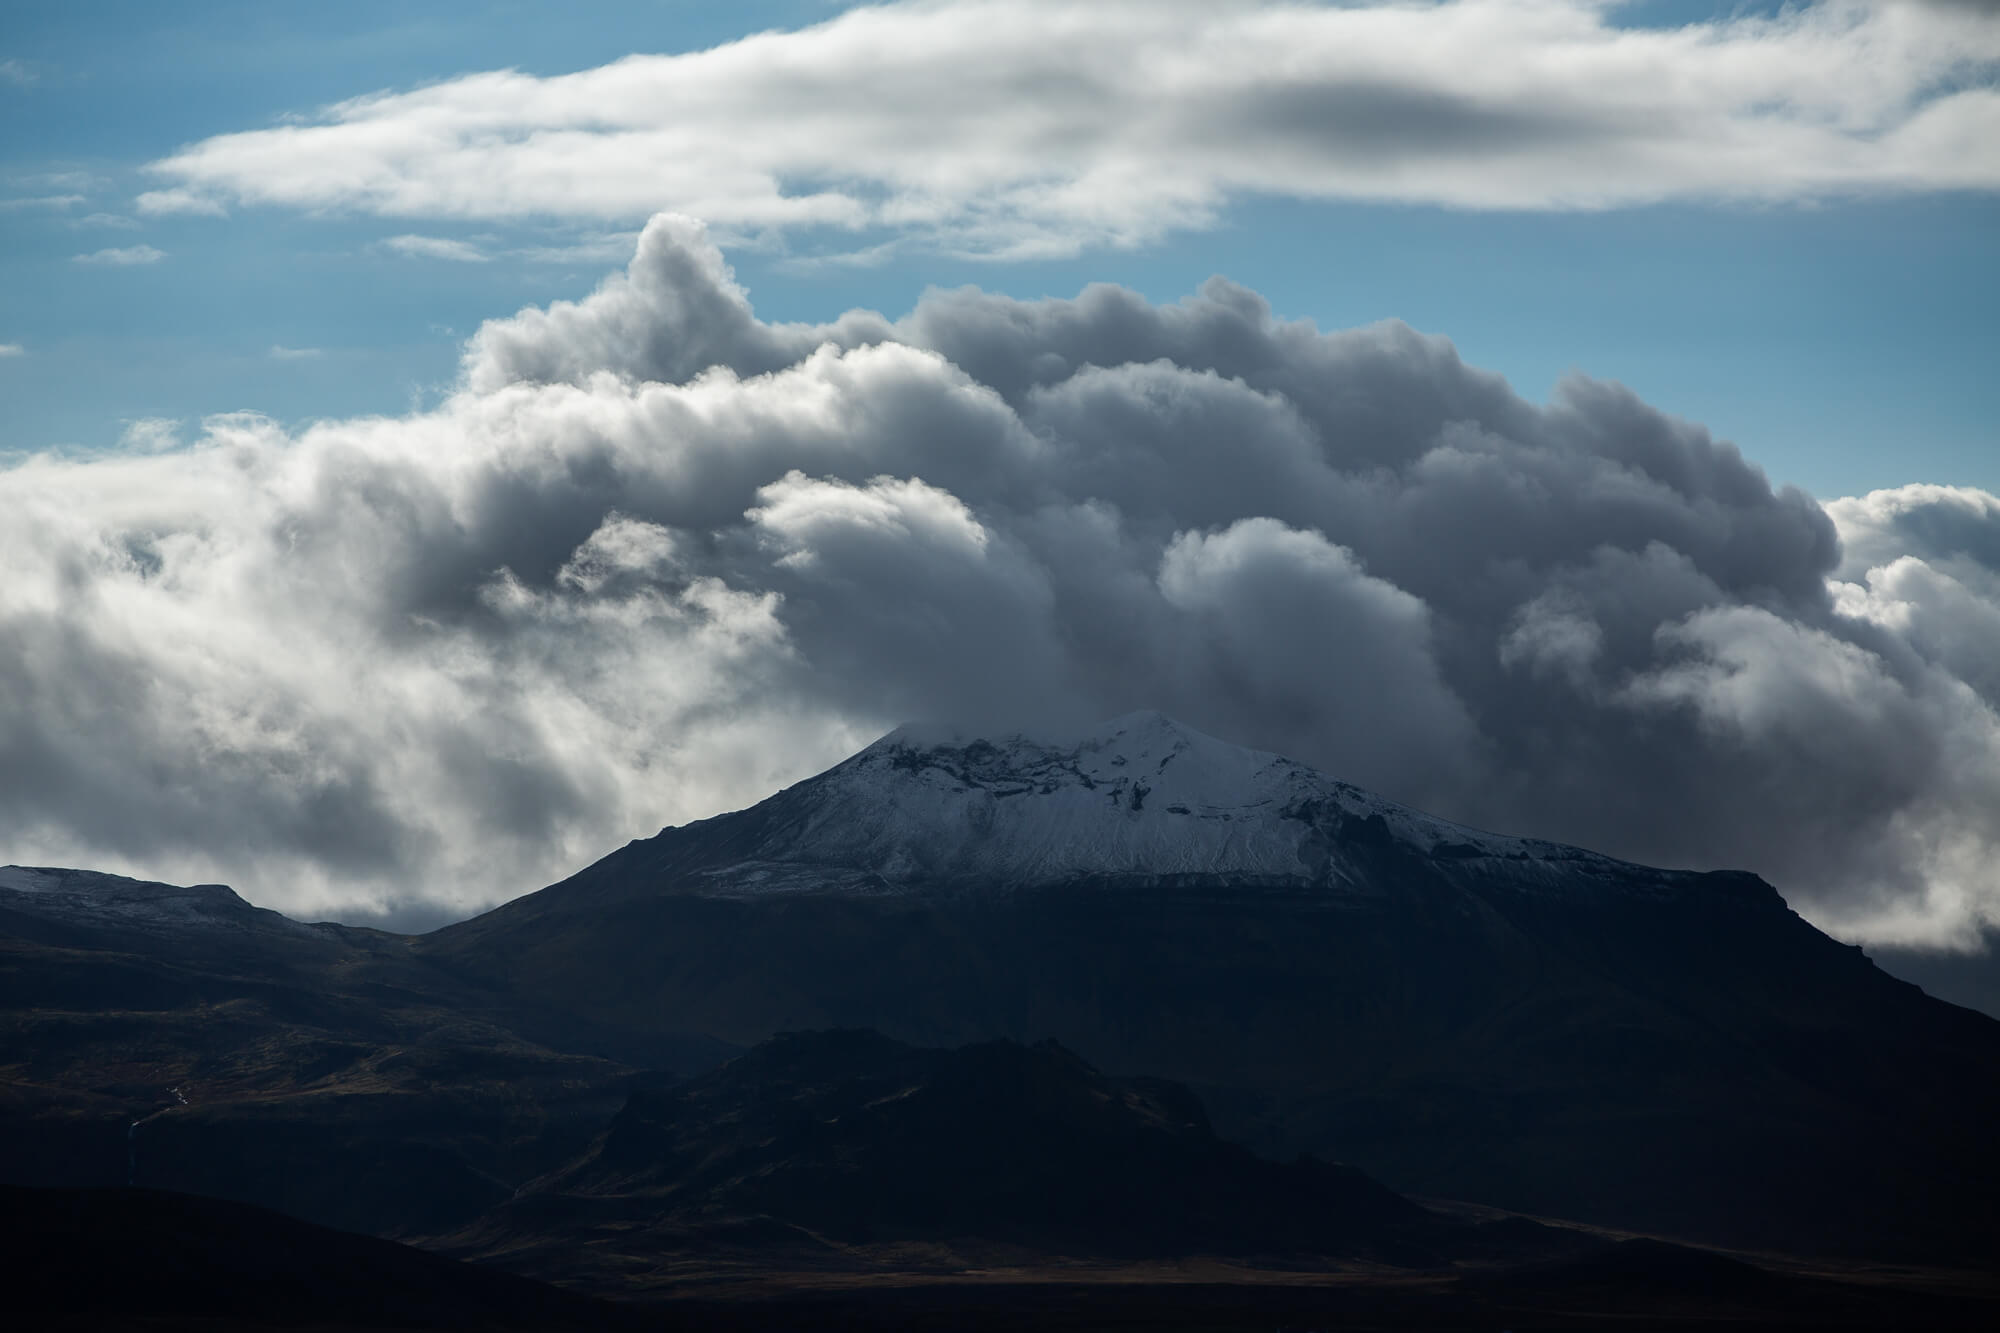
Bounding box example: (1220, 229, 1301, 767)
(691, 710, 1607, 897)
(863, 710, 1290, 809)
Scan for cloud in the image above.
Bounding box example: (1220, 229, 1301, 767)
(1156, 518, 1479, 798)
(0, 343, 23, 358)
(137, 0, 2000, 256)
(78, 213, 140, 230)
(4, 214, 1999, 947)
(0, 59, 36, 88)
(508, 231, 644, 265)
(0, 194, 85, 211)
(382, 234, 490, 263)
(269, 344, 324, 361)
(135, 188, 227, 218)
(72, 245, 165, 266)
(18, 171, 103, 192)
(116, 418, 184, 453)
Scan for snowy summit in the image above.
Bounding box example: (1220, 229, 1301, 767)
(692, 711, 1616, 898)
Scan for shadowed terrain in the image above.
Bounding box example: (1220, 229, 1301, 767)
(441, 1028, 1548, 1289)
(420, 718, 2000, 1261)
(4, 1184, 645, 1331)
(8, 717, 2000, 1327)
(0, 867, 729, 1238)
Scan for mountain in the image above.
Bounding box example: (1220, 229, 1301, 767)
(465, 709, 1645, 895)
(0, 864, 333, 944)
(423, 712, 2000, 1261)
(0, 865, 729, 1238)
(445, 1028, 1528, 1290)
(10, 713, 2000, 1264)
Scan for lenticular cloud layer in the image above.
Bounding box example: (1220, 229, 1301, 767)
(3, 215, 1997, 944)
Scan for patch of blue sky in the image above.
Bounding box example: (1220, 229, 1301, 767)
(1, 3, 849, 441)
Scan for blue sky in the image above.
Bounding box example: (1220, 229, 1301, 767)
(3, 0, 1995, 500)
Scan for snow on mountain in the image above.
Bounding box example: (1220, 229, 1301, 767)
(694, 710, 1625, 897)
(0, 865, 324, 937)
(0, 716, 1719, 929)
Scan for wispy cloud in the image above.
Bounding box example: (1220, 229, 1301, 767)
(0, 343, 24, 358)
(0, 194, 85, 211)
(139, 0, 2000, 257)
(0, 59, 36, 88)
(18, 171, 105, 192)
(508, 231, 642, 265)
(135, 188, 227, 218)
(77, 212, 139, 229)
(774, 239, 906, 273)
(269, 344, 324, 360)
(382, 234, 490, 263)
(117, 417, 182, 452)
(73, 245, 165, 266)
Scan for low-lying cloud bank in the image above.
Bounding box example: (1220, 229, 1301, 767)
(143, 0, 2000, 256)
(4, 214, 1998, 945)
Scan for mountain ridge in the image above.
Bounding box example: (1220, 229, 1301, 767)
(670, 709, 1712, 899)
(1, 710, 1789, 930)
(8, 714, 2000, 1261)
(0, 865, 340, 943)
(414, 712, 2000, 1260)
(440, 1026, 1576, 1289)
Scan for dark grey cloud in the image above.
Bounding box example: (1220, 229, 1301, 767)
(1215, 80, 1637, 163)
(4, 215, 1997, 950)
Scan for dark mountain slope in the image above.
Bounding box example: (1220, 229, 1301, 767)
(423, 714, 2000, 1260)
(446, 1028, 1571, 1288)
(0, 867, 728, 1237)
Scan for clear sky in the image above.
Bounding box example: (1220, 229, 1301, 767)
(3, 0, 1995, 500)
